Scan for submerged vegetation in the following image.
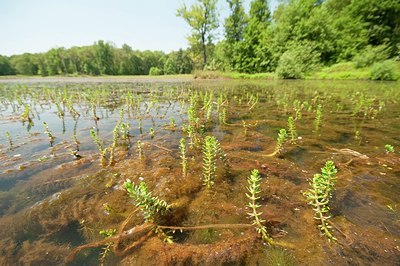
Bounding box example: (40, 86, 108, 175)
(0, 80, 399, 265)
(246, 169, 273, 245)
(305, 161, 338, 241)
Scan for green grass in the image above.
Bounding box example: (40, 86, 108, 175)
(193, 70, 276, 80)
(308, 61, 400, 81)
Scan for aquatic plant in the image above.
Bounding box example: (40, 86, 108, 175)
(108, 124, 119, 166)
(90, 128, 107, 167)
(99, 228, 116, 263)
(385, 144, 395, 153)
(202, 136, 219, 189)
(305, 161, 338, 241)
(119, 122, 130, 140)
(248, 94, 259, 111)
(354, 130, 362, 145)
(170, 117, 176, 127)
(149, 127, 155, 138)
(55, 102, 64, 118)
(242, 120, 248, 137)
(5, 131, 12, 149)
(91, 103, 99, 121)
(314, 104, 323, 132)
(218, 107, 227, 125)
(138, 117, 143, 134)
(179, 138, 187, 177)
(43, 122, 55, 146)
(70, 150, 82, 159)
(246, 169, 274, 244)
(137, 140, 143, 160)
(293, 100, 302, 120)
(124, 180, 170, 222)
(287, 116, 297, 144)
(20, 104, 30, 122)
(266, 129, 287, 157)
(204, 92, 213, 122)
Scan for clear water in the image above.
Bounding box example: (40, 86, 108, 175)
(0, 79, 399, 265)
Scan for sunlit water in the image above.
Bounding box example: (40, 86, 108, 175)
(0, 79, 399, 265)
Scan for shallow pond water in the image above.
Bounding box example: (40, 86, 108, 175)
(0, 79, 399, 265)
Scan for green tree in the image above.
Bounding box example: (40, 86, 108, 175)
(164, 57, 178, 75)
(10, 53, 38, 75)
(0, 55, 14, 75)
(94, 40, 114, 75)
(177, 0, 219, 69)
(348, 0, 400, 56)
(224, 0, 248, 69)
(235, 0, 271, 73)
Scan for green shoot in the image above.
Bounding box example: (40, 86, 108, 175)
(202, 136, 219, 189)
(90, 128, 107, 167)
(219, 107, 227, 125)
(6, 131, 12, 149)
(170, 117, 176, 127)
(137, 140, 143, 160)
(267, 129, 287, 157)
(179, 138, 187, 177)
(124, 180, 170, 222)
(108, 124, 119, 166)
(246, 169, 274, 244)
(305, 161, 338, 242)
(287, 116, 297, 144)
(99, 228, 116, 263)
(242, 120, 248, 137)
(149, 128, 155, 138)
(43, 122, 55, 146)
(385, 144, 395, 153)
(314, 104, 323, 133)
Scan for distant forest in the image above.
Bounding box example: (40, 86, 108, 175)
(0, 0, 399, 78)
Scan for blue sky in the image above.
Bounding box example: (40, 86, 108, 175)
(0, 0, 278, 56)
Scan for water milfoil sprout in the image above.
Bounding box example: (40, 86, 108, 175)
(43, 122, 55, 146)
(179, 138, 187, 177)
(305, 161, 338, 242)
(202, 136, 219, 189)
(6, 131, 13, 149)
(314, 104, 323, 133)
(99, 228, 116, 263)
(266, 129, 287, 157)
(385, 144, 395, 153)
(124, 180, 170, 223)
(137, 140, 143, 160)
(287, 116, 297, 144)
(90, 128, 107, 167)
(246, 169, 274, 245)
(149, 128, 155, 138)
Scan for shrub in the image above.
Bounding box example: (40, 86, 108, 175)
(149, 67, 163, 76)
(370, 60, 398, 81)
(276, 43, 320, 79)
(353, 45, 390, 68)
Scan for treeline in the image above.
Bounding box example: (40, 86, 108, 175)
(0, 41, 193, 76)
(180, 0, 400, 79)
(1, 0, 399, 78)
